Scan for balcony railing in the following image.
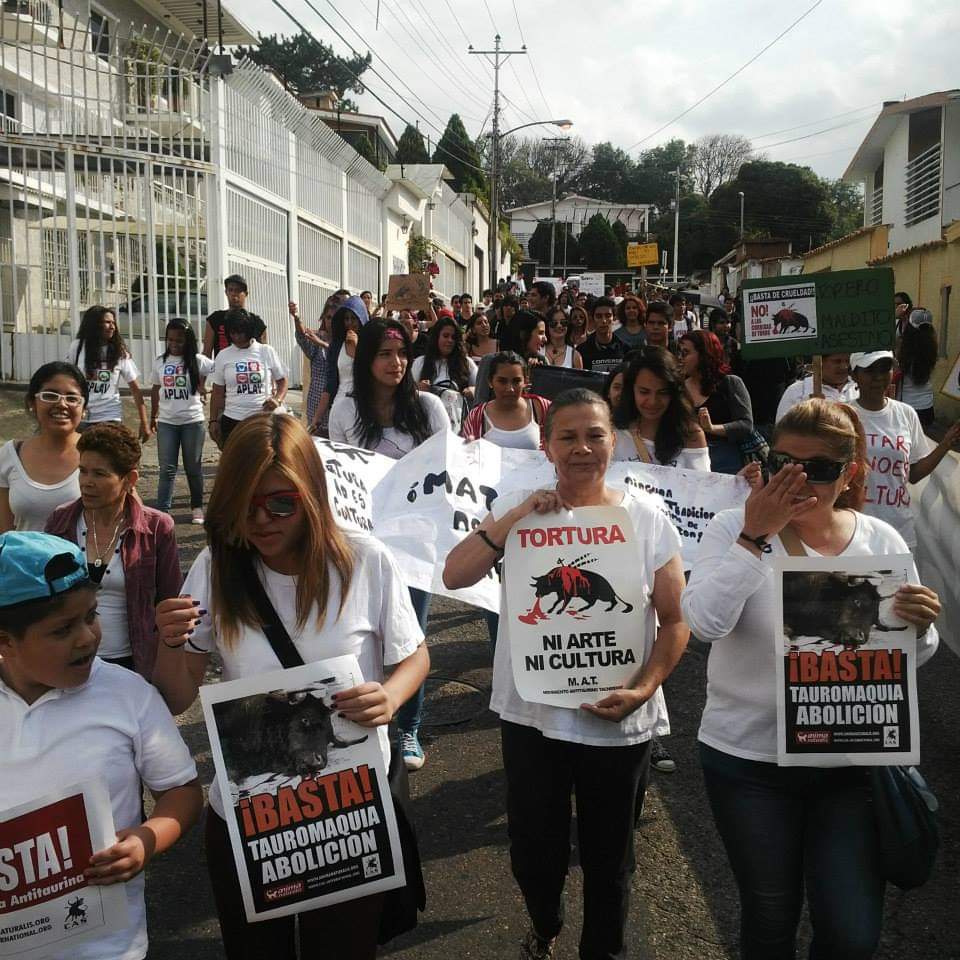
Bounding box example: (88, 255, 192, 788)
(870, 187, 883, 226)
(0, 0, 57, 44)
(904, 142, 941, 227)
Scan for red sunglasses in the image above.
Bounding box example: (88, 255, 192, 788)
(247, 490, 303, 518)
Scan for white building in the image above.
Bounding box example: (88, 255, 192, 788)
(505, 194, 653, 261)
(844, 90, 960, 255)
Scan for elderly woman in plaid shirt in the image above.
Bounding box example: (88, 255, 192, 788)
(288, 294, 342, 435)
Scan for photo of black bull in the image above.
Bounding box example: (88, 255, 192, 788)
(772, 305, 813, 334)
(783, 571, 908, 648)
(531, 556, 634, 615)
(213, 687, 369, 784)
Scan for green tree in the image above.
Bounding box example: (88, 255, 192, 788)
(528, 221, 581, 266)
(629, 139, 694, 213)
(352, 133, 381, 170)
(485, 135, 590, 211)
(237, 33, 371, 111)
(578, 213, 624, 268)
(433, 114, 486, 196)
(823, 178, 865, 241)
(396, 124, 430, 163)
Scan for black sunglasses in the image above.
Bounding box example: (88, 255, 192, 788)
(549, 319, 568, 328)
(768, 452, 848, 484)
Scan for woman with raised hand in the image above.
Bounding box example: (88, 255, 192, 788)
(682, 398, 940, 960)
(149, 319, 213, 524)
(543, 306, 583, 369)
(67, 304, 150, 438)
(319, 295, 370, 415)
(1, 362, 86, 533)
(153, 413, 429, 960)
(678, 329, 754, 475)
(611, 347, 709, 470)
(45, 422, 182, 690)
(329, 319, 450, 770)
(443, 388, 687, 960)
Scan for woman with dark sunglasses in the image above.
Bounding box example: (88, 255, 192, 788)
(682, 398, 941, 960)
(153, 414, 429, 960)
(543, 307, 583, 369)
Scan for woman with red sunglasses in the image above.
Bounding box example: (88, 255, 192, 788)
(153, 413, 429, 960)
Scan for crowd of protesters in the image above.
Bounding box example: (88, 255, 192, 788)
(0, 270, 957, 960)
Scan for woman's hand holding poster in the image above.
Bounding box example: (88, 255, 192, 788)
(200, 656, 405, 923)
(773, 556, 920, 766)
(504, 506, 647, 707)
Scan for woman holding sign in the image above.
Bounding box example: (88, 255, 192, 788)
(444, 388, 688, 960)
(682, 398, 941, 960)
(153, 413, 429, 960)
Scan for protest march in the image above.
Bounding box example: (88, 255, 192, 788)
(2, 5, 960, 955)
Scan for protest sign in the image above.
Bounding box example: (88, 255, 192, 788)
(773, 556, 919, 767)
(0, 782, 126, 960)
(627, 242, 659, 268)
(384, 274, 430, 312)
(740, 267, 895, 360)
(940, 349, 960, 402)
(529, 365, 608, 400)
(200, 656, 405, 922)
(314, 439, 393, 534)
(503, 505, 646, 706)
(533, 276, 563, 296)
(579, 273, 604, 297)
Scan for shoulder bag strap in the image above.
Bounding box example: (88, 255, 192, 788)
(778, 526, 807, 557)
(238, 554, 305, 669)
(630, 430, 654, 463)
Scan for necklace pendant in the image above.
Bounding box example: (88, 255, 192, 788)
(94, 558, 103, 568)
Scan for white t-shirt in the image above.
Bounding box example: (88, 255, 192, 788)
(612, 430, 711, 471)
(338, 343, 356, 397)
(0, 659, 197, 960)
(410, 355, 478, 388)
(181, 534, 424, 816)
(68, 341, 139, 423)
(0, 439, 80, 531)
(76, 517, 131, 660)
(682, 507, 939, 764)
(328, 390, 451, 459)
(852, 399, 933, 549)
(489, 488, 682, 746)
(211, 342, 287, 422)
(899, 372, 934, 412)
(483, 406, 541, 450)
(150, 354, 215, 425)
(775, 376, 859, 423)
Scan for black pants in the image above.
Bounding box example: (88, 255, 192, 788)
(220, 415, 243, 445)
(204, 809, 385, 960)
(500, 720, 650, 960)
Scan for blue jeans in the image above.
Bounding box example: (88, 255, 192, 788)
(699, 743, 884, 960)
(396, 587, 431, 735)
(156, 421, 206, 511)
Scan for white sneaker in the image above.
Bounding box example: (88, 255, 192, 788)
(191, 508, 204, 525)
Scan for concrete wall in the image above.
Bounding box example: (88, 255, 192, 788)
(801, 225, 890, 273)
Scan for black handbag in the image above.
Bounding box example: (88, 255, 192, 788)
(869, 765, 939, 890)
(239, 557, 426, 942)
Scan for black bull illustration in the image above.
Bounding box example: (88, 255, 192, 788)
(213, 690, 368, 783)
(530, 563, 633, 615)
(783, 571, 908, 647)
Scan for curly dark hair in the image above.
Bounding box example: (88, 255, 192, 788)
(679, 329, 730, 395)
(350, 320, 432, 450)
(72, 305, 127, 377)
(421, 317, 472, 390)
(77, 422, 141, 475)
(613, 347, 697, 464)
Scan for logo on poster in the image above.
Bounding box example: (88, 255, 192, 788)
(63, 896, 87, 928)
(795, 730, 831, 745)
(362, 853, 382, 878)
(883, 725, 900, 747)
(517, 553, 634, 625)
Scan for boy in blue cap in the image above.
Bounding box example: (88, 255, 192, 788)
(0, 531, 202, 960)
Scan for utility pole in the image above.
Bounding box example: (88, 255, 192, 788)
(738, 191, 745, 239)
(672, 168, 680, 284)
(470, 35, 526, 292)
(543, 137, 567, 275)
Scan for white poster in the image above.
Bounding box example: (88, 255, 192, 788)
(0, 781, 126, 960)
(313, 439, 393, 535)
(200, 656, 405, 922)
(743, 282, 818, 346)
(773, 555, 920, 767)
(503, 505, 647, 707)
(579, 273, 605, 297)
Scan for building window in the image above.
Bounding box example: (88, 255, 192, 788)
(0, 88, 16, 133)
(89, 7, 111, 59)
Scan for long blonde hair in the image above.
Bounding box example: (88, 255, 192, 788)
(774, 398, 868, 511)
(206, 413, 355, 648)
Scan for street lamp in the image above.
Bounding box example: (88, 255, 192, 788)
(738, 191, 745, 239)
(487, 119, 573, 290)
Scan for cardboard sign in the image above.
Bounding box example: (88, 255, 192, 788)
(384, 274, 430, 312)
(939, 349, 960, 402)
(627, 242, 659, 268)
(200, 656, 405, 922)
(740, 267, 895, 360)
(0, 782, 126, 960)
(773, 556, 919, 767)
(503, 505, 647, 707)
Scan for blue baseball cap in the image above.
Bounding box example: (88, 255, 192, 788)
(0, 532, 89, 609)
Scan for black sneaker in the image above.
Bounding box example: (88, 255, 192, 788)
(520, 928, 557, 959)
(650, 738, 676, 773)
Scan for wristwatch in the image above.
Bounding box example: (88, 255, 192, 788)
(738, 531, 773, 554)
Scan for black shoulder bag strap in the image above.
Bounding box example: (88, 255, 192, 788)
(238, 554, 304, 669)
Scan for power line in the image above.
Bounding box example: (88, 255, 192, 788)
(508, 0, 553, 118)
(624, 0, 827, 153)
(752, 115, 874, 151)
(749, 102, 882, 141)
(480, 0, 498, 34)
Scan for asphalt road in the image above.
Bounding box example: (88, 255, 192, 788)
(1, 389, 958, 959)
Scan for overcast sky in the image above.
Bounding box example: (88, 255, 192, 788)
(227, 0, 959, 184)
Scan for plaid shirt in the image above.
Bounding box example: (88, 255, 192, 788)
(296, 328, 328, 424)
